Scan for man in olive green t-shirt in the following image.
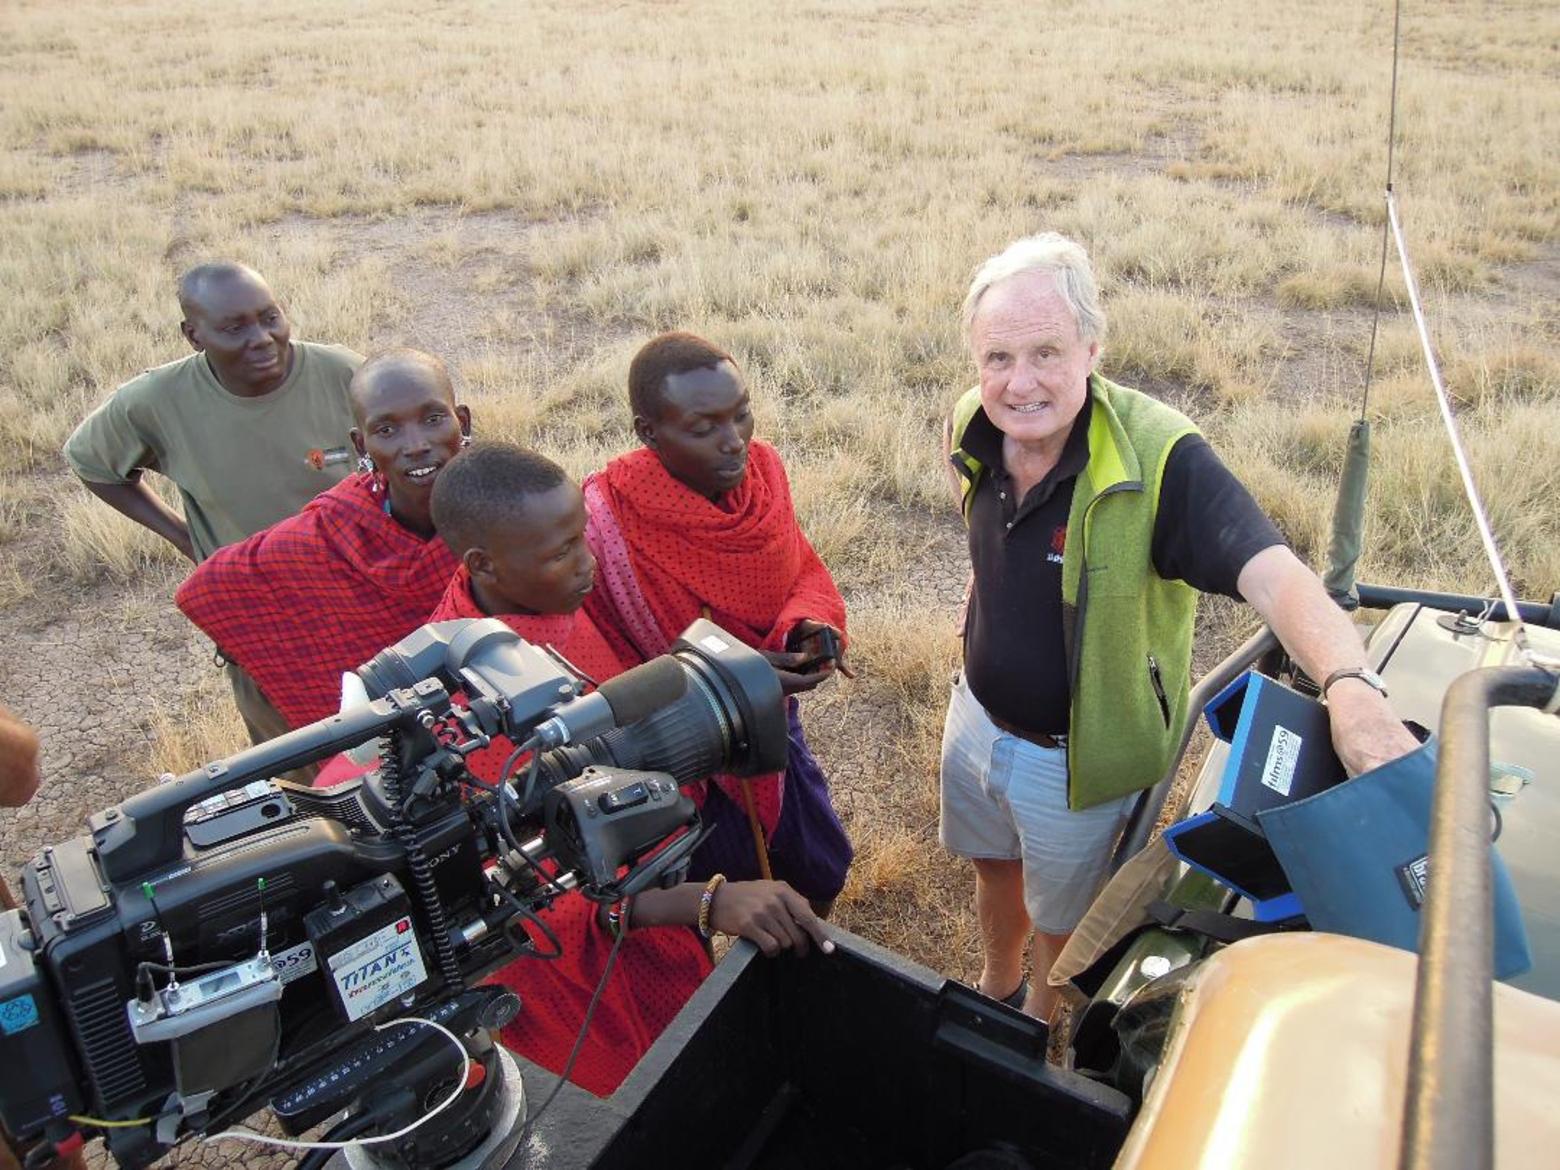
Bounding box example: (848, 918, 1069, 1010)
(64, 261, 363, 745)
(65, 261, 362, 563)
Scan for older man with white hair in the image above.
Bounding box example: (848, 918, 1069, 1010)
(939, 232, 1416, 1019)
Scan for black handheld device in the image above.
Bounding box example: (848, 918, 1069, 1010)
(789, 626, 841, 673)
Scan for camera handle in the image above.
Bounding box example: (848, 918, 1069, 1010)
(94, 681, 455, 883)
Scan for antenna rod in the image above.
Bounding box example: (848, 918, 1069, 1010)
(1358, 0, 1403, 421)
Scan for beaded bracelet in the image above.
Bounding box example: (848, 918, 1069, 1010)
(697, 873, 727, 940)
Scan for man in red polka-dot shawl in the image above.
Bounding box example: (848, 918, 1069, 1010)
(583, 332, 854, 909)
(427, 441, 832, 1096)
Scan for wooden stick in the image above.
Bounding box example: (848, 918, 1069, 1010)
(739, 781, 773, 881)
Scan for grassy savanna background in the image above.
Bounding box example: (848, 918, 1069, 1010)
(1, 0, 1558, 1078)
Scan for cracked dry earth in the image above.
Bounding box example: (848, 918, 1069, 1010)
(0, 487, 974, 1169)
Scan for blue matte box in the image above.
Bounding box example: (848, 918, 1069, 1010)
(1162, 672, 1347, 922)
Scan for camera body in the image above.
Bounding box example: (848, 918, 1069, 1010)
(0, 617, 784, 1168)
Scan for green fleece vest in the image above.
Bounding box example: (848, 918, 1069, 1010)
(950, 374, 1199, 809)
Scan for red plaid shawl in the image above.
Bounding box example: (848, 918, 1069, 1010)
(430, 567, 712, 1096)
(176, 473, 459, 729)
(582, 441, 847, 837)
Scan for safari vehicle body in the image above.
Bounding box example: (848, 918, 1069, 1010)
(509, 588, 1560, 1170)
(1060, 588, 1560, 1170)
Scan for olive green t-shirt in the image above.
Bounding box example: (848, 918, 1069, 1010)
(64, 341, 363, 561)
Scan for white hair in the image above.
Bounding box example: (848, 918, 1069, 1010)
(962, 232, 1106, 346)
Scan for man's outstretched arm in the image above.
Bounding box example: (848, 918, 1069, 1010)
(1237, 543, 1420, 776)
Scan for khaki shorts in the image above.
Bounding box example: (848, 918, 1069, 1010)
(938, 673, 1132, 934)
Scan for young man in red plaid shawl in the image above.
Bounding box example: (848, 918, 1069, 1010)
(583, 332, 853, 912)
(427, 442, 831, 1096)
(176, 350, 470, 765)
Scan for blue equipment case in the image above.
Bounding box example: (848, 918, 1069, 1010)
(1162, 672, 1346, 921)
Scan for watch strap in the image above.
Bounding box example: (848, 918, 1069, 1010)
(1322, 666, 1388, 699)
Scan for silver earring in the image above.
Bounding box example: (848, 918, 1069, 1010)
(358, 454, 375, 474)
(460, 435, 472, 448)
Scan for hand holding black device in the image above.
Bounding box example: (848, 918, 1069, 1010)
(790, 626, 841, 673)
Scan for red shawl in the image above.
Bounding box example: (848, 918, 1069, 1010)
(582, 440, 847, 835)
(490, 886, 710, 1097)
(583, 441, 846, 654)
(429, 567, 711, 1096)
(175, 473, 458, 729)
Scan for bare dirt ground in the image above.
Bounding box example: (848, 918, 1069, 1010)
(0, 565, 195, 877)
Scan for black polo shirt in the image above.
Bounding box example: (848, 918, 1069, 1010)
(961, 397, 1284, 737)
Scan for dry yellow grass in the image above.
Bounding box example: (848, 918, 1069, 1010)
(144, 683, 251, 780)
(1, 0, 1556, 990)
(57, 476, 188, 581)
(0, 563, 33, 608)
(846, 593, 964, 774)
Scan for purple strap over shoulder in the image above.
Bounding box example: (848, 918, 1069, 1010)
(583, 475, 670, 661)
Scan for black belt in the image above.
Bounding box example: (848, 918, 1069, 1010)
(986, 712, 1067, 750)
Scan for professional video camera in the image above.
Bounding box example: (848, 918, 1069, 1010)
(0, 617, 785, 1169)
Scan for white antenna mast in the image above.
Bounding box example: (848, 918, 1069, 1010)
(1383, 196, 1536, 660)
(1370, 3, 1547, 666)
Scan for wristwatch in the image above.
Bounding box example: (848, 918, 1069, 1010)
(1321, 666, 1389, 700)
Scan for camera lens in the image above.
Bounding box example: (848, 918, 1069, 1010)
(526, 630, 788, 811)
